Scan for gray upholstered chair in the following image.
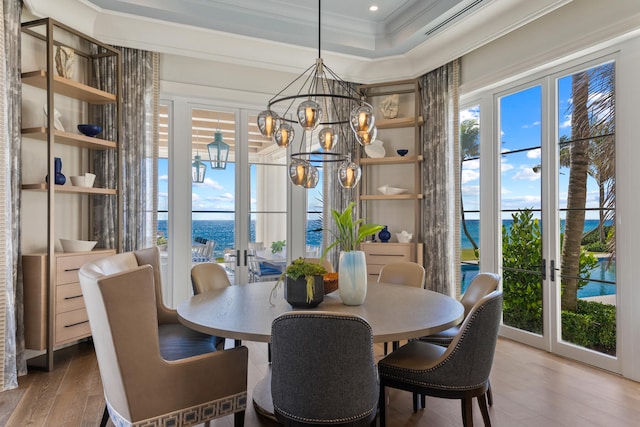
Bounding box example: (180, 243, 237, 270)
(271, 311, 378, 426)
(191, 262, 232, 294)
(420, 272, 500, 346)
(79, 262, 248, 427)
(377, 261, 426, 354)
(419, 272, 500, 408)
(378, 290, 503, 427)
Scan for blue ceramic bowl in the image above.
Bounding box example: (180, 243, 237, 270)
(397, 149, 409, 157)
(77, 124, 103, 137)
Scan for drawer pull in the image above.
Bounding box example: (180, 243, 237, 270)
(64, 268, 81, 272)
(65, 320, 89, 328)
(64, 295, 83, 300)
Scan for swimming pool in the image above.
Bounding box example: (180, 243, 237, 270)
(461, 259, 616, 297)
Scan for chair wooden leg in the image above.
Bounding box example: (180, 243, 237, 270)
(100, 405, 109, 427)
(234, 410, 245, 427)
(392, 340, 400, 351)
(412, 392, 419, 412)
(487, 380, 493, 406)
(384, 342, 388, 355)
(379, 385, 386, 427)
(478, 394, 492, 427)
(420, 393, 425, 409)
(461, 397, 473, 427)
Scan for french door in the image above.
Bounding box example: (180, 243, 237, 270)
(497, 59, 617, 372)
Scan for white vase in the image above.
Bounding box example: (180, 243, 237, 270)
(338, 250, 367, 305)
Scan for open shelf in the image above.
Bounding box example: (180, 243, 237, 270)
(359, 194, 423, 200)
(359, 154, 423, 165)
(22, 183, 117, 195)
(22, 70, 116, 104)
(22, 127, 116, 149)
(376, 116, 424, 129)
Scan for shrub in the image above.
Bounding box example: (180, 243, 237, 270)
(561, 300, 616, 355)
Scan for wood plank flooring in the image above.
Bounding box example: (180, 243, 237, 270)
(2, 338, 640, 427)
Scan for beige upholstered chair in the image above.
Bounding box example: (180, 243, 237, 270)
(378, 290, 503, 427)
(304, 257, 335, 273)
(79, 261, 248, 427)
(377, 261, 426, 353)
(377, 261, 425, 288)
(191, 262, 231, 294)
(271, 311, 378, 426)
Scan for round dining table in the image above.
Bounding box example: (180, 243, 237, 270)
(177, 280, 464, 422)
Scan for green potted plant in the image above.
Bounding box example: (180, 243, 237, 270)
(271, 240, 286, 254)
(271, 257, 327, 308)
(323, 202, 383, 305)
(156, 233, 168, 251)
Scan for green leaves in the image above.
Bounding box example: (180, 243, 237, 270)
(323, 202, 383, 254)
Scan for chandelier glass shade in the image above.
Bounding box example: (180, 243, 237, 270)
(256, 0, 375, 190)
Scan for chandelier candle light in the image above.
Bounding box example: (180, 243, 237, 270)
(256, 0, 376, 189)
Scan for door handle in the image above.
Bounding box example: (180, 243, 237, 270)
(550, 260, 556, 282)
(542, 259, 546, 281)
(236, 249, 240, 267)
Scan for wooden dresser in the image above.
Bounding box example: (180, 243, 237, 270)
(361, 242, 418, 281)
(22, 249, 115, 350)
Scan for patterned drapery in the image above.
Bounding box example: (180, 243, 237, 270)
(91, 48, 159, 252)
(421, 60, 460, 295)
(1, 0, 24, 392)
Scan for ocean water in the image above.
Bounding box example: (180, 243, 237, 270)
(158, 219, 322, 258)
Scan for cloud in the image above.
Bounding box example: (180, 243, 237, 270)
(522, 121, 541, 129)
(202, 178, 224, 190)
(527, 148, 541, 159)
(158, 174, 168, 181)
(462, 169, 479, 184)
(513, 165, 541, 181)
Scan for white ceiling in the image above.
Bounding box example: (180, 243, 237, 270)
(83, 0, 486, 58)
(25, 0, 573, 82)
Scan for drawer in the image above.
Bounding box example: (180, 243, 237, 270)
(56, 282, 85, 314)
(55, 308, 91, 346)
(56, 251, 113, 285)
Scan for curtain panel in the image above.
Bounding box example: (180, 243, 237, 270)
(91, 48, 159, 252)
(420, 60, 460, 295)
(1, 0, 23, 392)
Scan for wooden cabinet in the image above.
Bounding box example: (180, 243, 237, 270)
(361, 242, 416, 280)
(357, 79, 423, 271)
(20, 18, 121, 369)
(22, 250, 115, 350)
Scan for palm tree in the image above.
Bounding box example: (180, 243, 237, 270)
(460, 119, 480, 255)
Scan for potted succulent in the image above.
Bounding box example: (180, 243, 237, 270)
(271, 257, 327, 308)
(271, 239, 286, 254)
(323, 202, 383, 305)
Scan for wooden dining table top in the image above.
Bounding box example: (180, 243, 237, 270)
(177, 281, 464, 343)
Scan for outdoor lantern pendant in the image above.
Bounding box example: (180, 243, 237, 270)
(318, 127, 338, 151)
(275, 123, 295, 148)
(356, 125, 378, 146)
(350, 103, 375, 134)
(289, 158, 310, 186)
(192, 153, 206, 183)
(257, 109, 281, 138)
(207, 130, 230, 169)
(338, 160, 361, 188)
(297, 100, 322, 130)
(302, 164, 319, 189)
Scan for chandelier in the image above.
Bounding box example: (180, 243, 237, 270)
(256, 0, 376, 189)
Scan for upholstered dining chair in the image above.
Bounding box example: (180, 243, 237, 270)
(377, 261, 426, 353)
(378, 290, 503, 427)
(81, 247, 225, 425)
(79, 262, 249, 427)
(270, 311, 378, 426)
(419, 272, 500, 407)
(304, 257, 335, 272)
(191, 262, 232, 294)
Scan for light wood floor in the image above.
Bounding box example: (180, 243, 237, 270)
(3, 338, 640, 427)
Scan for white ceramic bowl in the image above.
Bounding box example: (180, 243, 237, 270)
(364, 140, 385, 158)
(69, 173, 96, 188)
(377, 184, 408, 195)
(60, 238, 97, 252)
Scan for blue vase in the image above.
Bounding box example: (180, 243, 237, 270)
(379, 226, 391, 243)
(45, 157, 66, 185)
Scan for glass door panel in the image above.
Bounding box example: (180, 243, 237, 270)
(499, 85, 544, 335)
(556, 62, 616, 358)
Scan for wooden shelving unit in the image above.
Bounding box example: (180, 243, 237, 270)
(20, 18, 121, 371)
(357, 79, 424, 273)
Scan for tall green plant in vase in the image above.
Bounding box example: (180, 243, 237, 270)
(323, 202, 383, 305)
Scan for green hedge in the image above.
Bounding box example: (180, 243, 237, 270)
(561, 299, 616, 355)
